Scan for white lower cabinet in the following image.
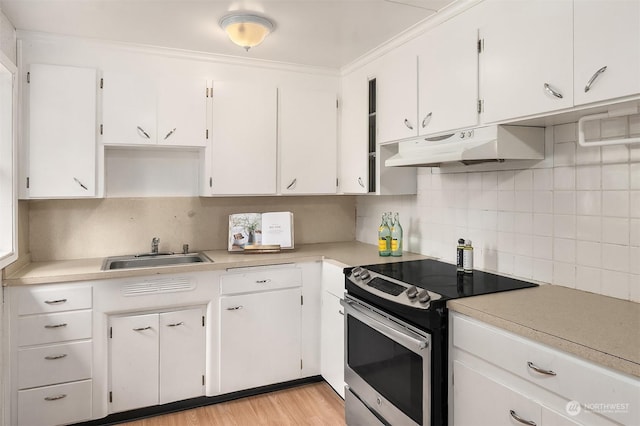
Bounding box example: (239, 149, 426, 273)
(8, 284, 94, 426)
(451, 312, 638, 426)
(109, 307, 206, 413)
(320, 261, 346, 398)
(219, 267, 303, 393)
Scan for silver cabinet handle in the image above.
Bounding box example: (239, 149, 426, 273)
(421, 112, 432, 128)
(510, 410, 536, 426)
(136, 126, 151, 139)
(44, 354, 68, 360)
(255, 279, 271, 284)
(544, 83, 563, 99)
(44, 323, 67, 329)
(527, 361, 556, 376)
(286, 178, 297, 190)
(164, 128, 176, 140)
(358, 177, 365, 188)
(226, 306, 243, 311)
(44, 299, 67, 305)
(133, 326, 152, 331)
(73, 177, 88, 190)
(338, 310, 344, 316)
(403, 118, 414, 130)
(44, 394, 67, 402)
(166, 322, 184, 327)
(584, 66, 607, 93)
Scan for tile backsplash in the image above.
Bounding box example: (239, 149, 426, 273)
(356, 119, 640, 302)
(28, 195, 356, 261)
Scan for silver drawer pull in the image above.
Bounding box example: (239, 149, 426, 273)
(421, 112, 432, 128)
(403, 118, 414, 130)
(357, 177, 365, 188)
(286, 178, 297, 190)
(73, 177, 88, 190)
(44, 394, 67, 401)
(255, 279, 271, 284)
(339, 310, 344, 316)
(164, 127, 177, 140)
(510, 410, 536, 426)
(166, 322, 184, 327)
(44, 299, 67, 305)
(226, 306, 243, 311)
(44, 323, 67, 329)
(136, 126, 151, 139)
(44, 354, 68, 360)
(133, 326, 152, 331)
(584, 65, 607, 92)
(544, 83, 563, 99)
(527, 361, 556, 376)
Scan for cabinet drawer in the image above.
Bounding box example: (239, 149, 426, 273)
(18, 285, 92, 315)
(18, 310, 92, 347)
(453, 314, 639, 425)
(18, 341, 92, 389)
(220, 267, 302, 295)
(18, 379, 92, 426)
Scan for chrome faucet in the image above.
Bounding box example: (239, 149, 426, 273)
(151, 237, 159, 254)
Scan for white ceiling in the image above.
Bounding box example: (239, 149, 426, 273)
(0, 0, 455, 69)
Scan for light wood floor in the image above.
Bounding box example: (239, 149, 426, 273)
(119, 382, 346, 426)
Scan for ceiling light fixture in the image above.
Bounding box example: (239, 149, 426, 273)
(219, 13, 275, 51)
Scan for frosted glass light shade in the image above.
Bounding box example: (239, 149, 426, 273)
(219, 14, 274, 51)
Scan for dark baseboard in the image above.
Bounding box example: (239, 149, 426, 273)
(73, 376, 325, 426)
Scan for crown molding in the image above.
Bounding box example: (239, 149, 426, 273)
(16, 30, 341, 77)
(340, 0, 483, 76)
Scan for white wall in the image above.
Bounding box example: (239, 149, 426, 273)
(357, 118, 640, 302)
(0, 10, 16, 64)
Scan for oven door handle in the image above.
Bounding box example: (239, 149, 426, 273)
(342, 298, 430, 351)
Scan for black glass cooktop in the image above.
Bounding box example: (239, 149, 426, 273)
(363, 259, 537, 300)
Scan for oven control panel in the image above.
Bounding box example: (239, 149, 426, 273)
(348, 267, 442, 309)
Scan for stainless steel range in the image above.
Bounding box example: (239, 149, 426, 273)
(342, 259, 537, 426)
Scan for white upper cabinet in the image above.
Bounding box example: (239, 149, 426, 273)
(478, 0, 573, 123)
(339, 70, 369, 194)
(156, 77, 208, 147)
(376, 43, 418, 144)
(27, 64, 97, 198)
(102, 70, 207, 147)
(418, 10, 479, 136)
(574, 0, 640, 105)
(279, 88, 337, 194)
(208, 81, 277, 195)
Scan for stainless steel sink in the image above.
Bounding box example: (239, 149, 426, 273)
(102, 252, 212, 270)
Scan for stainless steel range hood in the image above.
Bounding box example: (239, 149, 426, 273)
(385, 125, 545, 168)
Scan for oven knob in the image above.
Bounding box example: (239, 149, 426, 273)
(418, 290, 431, 304)
(360, 270, 371, 280)
(351, 267, 362, 278)
(406, 285, 418, 299)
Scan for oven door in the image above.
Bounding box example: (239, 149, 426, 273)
(342, 295, 431, 426)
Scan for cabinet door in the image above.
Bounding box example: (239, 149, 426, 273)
(209, 81, 277, 194)
(376, 44, 418, 143)
(320, 291, 345, 398)
(109, 313, 159, 413)
(453, 361, 541, 426)
(157, 78, 207, 147)
(159, 308, 205, 404)
(102, 70, 156, 145)
(279, 88, 337, 194)
(418, 13, 478, 136)
(541, 406, 582, 426)
(28, 64, 97, 198)
(574, 0, 640, 105)
(220, 288, 302, 393)
(478, 0, 573, 123)
(339, 71, 369, 194)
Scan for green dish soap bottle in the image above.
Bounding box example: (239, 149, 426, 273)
(378, 213, 391, 256)
(391, 212, 403, 257)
